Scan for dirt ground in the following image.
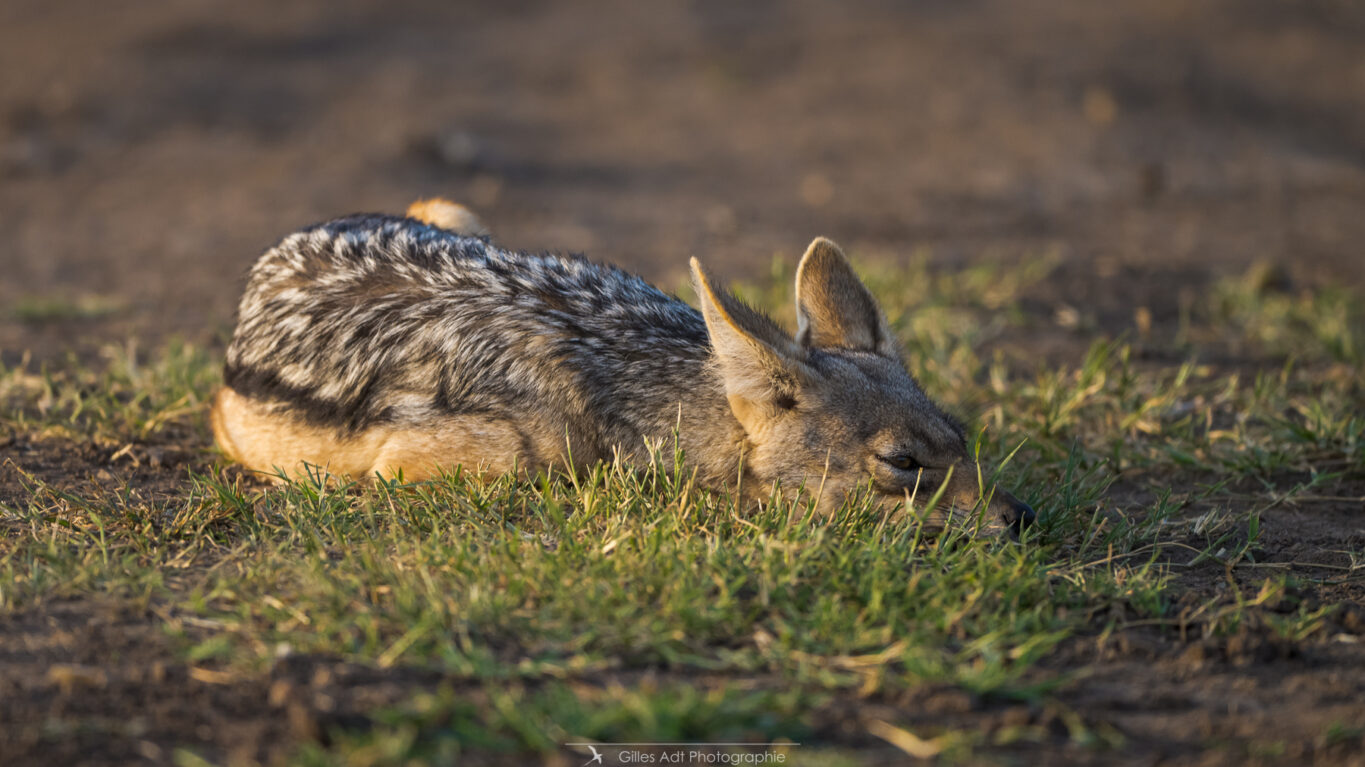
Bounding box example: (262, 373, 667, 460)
(3, 0, 1365, 765)
(5, 0, 1365, 363)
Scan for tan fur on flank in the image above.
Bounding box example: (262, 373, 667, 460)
(211, 387, 526, 481)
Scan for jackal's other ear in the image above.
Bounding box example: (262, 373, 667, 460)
(691, 258, 810, 432)
(794, 238, 899, 357)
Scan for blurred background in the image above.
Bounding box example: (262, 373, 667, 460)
(2, 0, 1363, 364)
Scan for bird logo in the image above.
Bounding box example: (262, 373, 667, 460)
(582, 745, 603, 766)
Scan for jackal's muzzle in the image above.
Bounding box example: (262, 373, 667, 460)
(991, 489, 1037, 538)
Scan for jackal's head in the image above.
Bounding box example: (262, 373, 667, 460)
(691, 238, 1035, 536)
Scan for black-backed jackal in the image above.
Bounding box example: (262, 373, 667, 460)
(213, 200, 1035, 535)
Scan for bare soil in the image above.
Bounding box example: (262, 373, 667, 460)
(3, 0, 1365, 764)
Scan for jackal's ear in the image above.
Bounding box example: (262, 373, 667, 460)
(794, 238, 899, 357)
(691, 258, 811, 433)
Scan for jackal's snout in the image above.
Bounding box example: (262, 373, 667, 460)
(994, 489, 1037, 538)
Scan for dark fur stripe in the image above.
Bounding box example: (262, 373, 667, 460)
(223, 363, 374, 430)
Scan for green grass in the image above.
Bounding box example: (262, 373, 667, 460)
(1, 258, 1362, 764)
(9, 294, 126, 323)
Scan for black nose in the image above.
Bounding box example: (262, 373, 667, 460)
(1004, 497, 1037, 538)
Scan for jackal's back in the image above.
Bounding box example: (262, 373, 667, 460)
(224, 215, 710, 444)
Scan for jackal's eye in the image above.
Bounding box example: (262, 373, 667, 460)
(878, 452, 923, 472)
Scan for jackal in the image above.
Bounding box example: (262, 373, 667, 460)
(213, 200, 1035, 534)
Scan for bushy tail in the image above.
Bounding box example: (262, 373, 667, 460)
(406, 198, 488, 237)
